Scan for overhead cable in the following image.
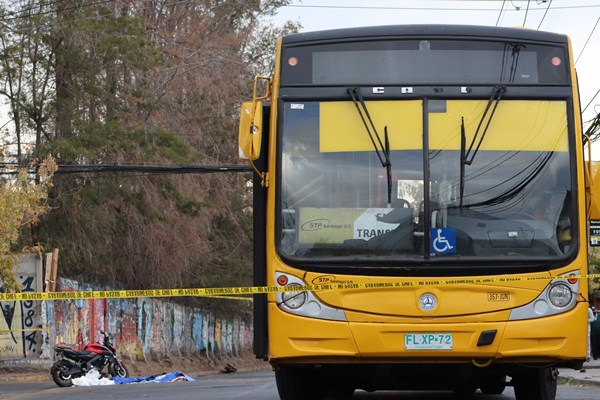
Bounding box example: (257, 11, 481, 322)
(537, 0, 552, 29)
(0, 163, 253, 175)
(575, 16, 600, 65)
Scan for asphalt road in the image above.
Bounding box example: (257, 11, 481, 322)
(1, 371, 599, 400)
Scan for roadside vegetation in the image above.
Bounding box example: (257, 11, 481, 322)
(0, 1, 298, 312)
(0, 155, 56, 292)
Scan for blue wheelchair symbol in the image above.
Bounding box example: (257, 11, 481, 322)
(430, 228, 456, 254)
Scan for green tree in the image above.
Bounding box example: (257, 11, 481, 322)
(0, 155, 56, 292)
(0, 1, 56, 161)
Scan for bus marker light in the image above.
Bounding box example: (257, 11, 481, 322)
(288, 57, 298, 67)
(567, 275, 578, 284)
(277, 275, 288, 286)
(551, 56, 561, 66)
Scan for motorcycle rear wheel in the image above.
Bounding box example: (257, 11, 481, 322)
(51, 360, 75, 387)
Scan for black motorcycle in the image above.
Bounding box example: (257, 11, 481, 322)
(51, 331, 129, 387)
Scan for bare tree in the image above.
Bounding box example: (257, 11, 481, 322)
(0, 1, 56, 161)
(1, 0, 298, 304)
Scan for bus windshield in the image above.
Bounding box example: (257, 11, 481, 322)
(278, 99, 573, 262)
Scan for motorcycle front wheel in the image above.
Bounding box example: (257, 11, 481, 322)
(109, 361, 129, 378)
(51, 360, 75, 387)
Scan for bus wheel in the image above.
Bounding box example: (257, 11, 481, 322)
(480, 375, 506, 395)
(513, 367, 557, 400)
(275, 366, 324, 400)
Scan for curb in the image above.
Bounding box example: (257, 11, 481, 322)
(558, 376, 600, 388)
(0, 373, 50, 383)
(0, 358, 52, 383)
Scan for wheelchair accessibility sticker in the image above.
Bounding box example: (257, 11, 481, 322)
(430, 228, 456, 254)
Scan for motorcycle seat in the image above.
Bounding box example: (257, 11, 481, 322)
(61, 347, 97, 361)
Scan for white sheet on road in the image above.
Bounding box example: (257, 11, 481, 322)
(72, 369, 195, 386)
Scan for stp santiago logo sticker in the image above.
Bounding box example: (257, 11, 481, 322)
(419, 293, 437, 311)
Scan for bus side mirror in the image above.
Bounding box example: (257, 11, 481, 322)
(238, 100, 263, 160)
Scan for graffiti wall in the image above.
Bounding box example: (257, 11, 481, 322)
(0, 255, 44, 358)
(2, 265, 253, 360)
(51, 277, 253, 360)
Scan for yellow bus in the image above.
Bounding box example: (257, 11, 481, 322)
(239, 25, 594, 400)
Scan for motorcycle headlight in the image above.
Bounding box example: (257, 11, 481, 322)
(548, 282, 572, 308)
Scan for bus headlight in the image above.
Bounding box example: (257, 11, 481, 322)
(548, 282, 572, 308)
(275, 272, 346, 321)
(509, 271, 579, 320)
(281, 284, 307, 309)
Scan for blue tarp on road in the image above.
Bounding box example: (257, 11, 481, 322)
(113, 371, 195, 384)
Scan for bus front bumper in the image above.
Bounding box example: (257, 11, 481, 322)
(268, 303, 587, 367)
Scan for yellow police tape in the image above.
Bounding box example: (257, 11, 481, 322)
(1, 273, 599, 302)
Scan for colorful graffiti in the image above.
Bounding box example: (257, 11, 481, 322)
(2, 263, 253, 360)
(51, 277, 253, 361)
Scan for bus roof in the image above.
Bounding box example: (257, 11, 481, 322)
(282, 24, 569, 46)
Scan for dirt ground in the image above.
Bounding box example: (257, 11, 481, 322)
(124, 352, 272, 377)
(0, 353, 271, 383)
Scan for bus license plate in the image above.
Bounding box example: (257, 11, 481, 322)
(405, 333, 453, 350)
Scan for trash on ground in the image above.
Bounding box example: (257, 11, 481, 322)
(72, 369, 194, 386)
(72, 370, 114, 386)
(221, 363, 237, 373)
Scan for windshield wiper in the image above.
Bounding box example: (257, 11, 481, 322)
(464, 85, 506, 166)
(347, 87, 393, 206)
(459, 85, 506, 209)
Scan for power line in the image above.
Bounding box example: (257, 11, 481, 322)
(0, 163, 253, 175)
(284, 3, 600, 12)
(0, 0, 201, 35)
(496, 0, 506, 26)
(0, 0, 68, 20)
(575, 16, 600, 65)
(0, 0, 116, 23)
(522, 0, 531, 27)
(537, 0, 552, 29)
(583, 88, 600, 114)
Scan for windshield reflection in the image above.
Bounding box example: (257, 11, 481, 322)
(279, 100, 573, 261)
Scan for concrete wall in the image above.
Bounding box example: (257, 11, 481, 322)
(0, 255, 44, 358)
(1, 258, 253, 360)
(49, 277, 253, 360)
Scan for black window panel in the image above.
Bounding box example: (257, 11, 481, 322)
(282, 40, 568, 86)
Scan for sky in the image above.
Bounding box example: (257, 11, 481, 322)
(272, 0, 600, 133)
